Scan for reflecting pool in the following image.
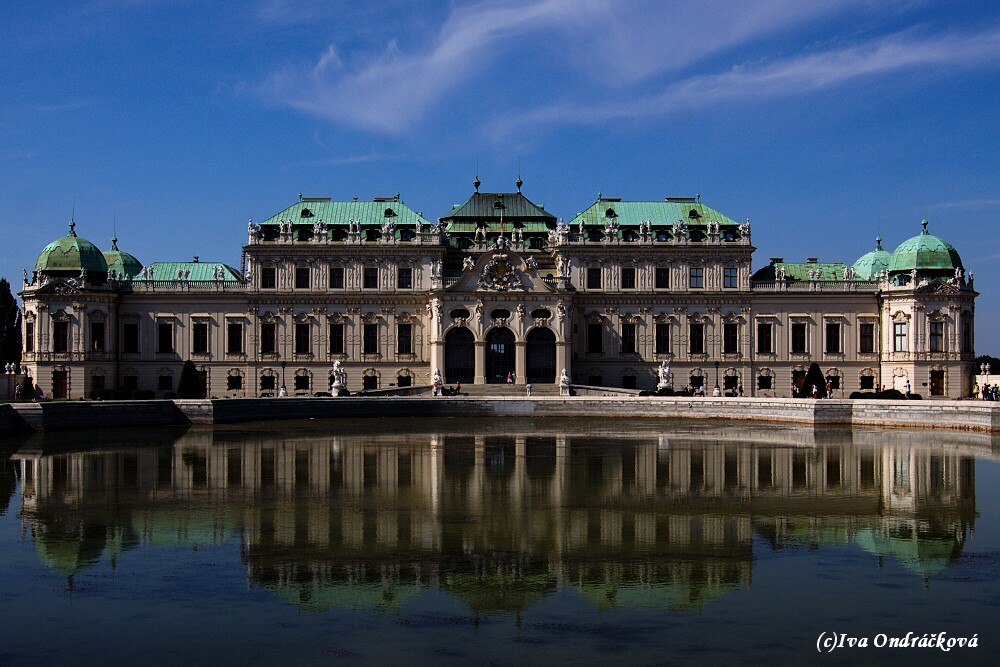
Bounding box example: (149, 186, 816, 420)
(2, 418, 999, 665)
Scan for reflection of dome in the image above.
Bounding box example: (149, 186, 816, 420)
(443, 567, 556, 615)
(103, 236, 143, 279)
(250, 564, 424, 612)
(32, 518, 138, 575)
(34, 220, 109, 277)
(855, 526, 962, 579)
(888, 220, 963, 275)
(571, 561, 746, 611)
(852, 236, 892, 280)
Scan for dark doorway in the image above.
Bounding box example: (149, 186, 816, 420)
(445, 327, 475, 384)
(526, 328, 556, 384)
(52, 370, 68, 399)
(930, 370, 945, 396)
(486, 327, 515, 383)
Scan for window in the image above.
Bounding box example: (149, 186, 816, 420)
(294, 375, 309, 391)
(157, 321, 173, 353)
(825, 322, 841, 354)
(363, 375, 378, 390)
(53, 321, 69, 353)
(655, 322, 671, 354)
(25, 322, 34, 352)
(929, 321, 944, 352)
(723, 322, 739, 354)
(91, 375, 105, 391)
(227, 321, 243, 354)
(723, 267, 738, 289)
(397, 323, 412, 355)
(329, 322, 345, 355)
(655, 267, 670, 289)
(260, 375, 276, 391)
(791, 322, 807, 354)
(587, 322, 603, 354)
(295, 266, 310, 289)
(397, 267, 413, 290)
(860, 375, 875, 390)
(756, 322, 773, 354)
(329, 266, 344, 289)
(587, 268, 601, 290)
(859, 323, 875, 354)
(363, 267, 379, 289)
(963, 321, 971, 352)
(363, 323, 379, 354)
(123, 322, 139, 354)
(295, 322, 311, 355)
(123, 375, 138, 390)
(260, 322, 276, 354)
(192, 321, 209, 354)
(621, 322, 636, 354)
(260, 267, 276, 289)
(893, 322, 908, 352)
(622, 375, 637, 389)
(827, 375, 841, 390)
(158, 375, 173, 391)
(90, 322, 105, 352)
(758, 374, 773, 390)
(397, 374, 412, 388)
(620, 267, 635, 289)
(689, 267, 704, 289)
(227, 375, 242, 391)
(689, 322, 705, 355)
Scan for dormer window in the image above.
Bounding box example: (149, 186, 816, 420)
(689, 209, 700, 219)
(300, 208, 313, 218)
(384, 208, 396, 217)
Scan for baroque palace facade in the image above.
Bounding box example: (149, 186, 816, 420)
(19, 180, 977, 399)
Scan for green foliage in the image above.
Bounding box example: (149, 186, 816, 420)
(849, 389, 912, 400)
(176, 360, 201, 399)
(0, 278, 21, 368)
(797, 363, 827, 398)
(975, 355, 1000, 372)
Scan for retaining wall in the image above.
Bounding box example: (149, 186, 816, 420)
(2, 397, 999, 435)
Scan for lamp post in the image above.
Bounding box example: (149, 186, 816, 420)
(281, 360, 287, 394)
(714, 360, 720, 390)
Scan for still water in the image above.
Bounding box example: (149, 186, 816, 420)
(1, 417, 999, 665)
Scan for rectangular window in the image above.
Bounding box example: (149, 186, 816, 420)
(157, 321, 173, 354)
(363, 267, 379, 289)
(123, 375, 138, 390)
(192, 321, 209, 354)
(587, 322, 603, 354)
(328, 266, 344, 289)
(825, 321, 841, 354)
(859, 323, 875, 354)
(295, 322, 311, 355)
(260, 375, 276, 391)
(260, 322, 276, 355)
(226, 321, 243, 354)
(791, 322, 807, 354)
(227, 375, 242, 391)
(689, 267, 704, 289)
(893, 322, 908, 352)
(758, 374, 773, 390)
(756, 322, 773, 354)
(587, 268, 601, 290)
(363, 323, 379, 354)
(25, 322, 34, 352)
(158, 375, 173, 391)
(929, 321, 944, 352)
(260, 267, 276, 289)
(689, 322, 705, 355)
(622, 375, 637, 389)
(295, 266, 310, 290)
(620, 267, 635, 290)
(329, 322, 345, 355)
(860, 375, 875, 390)
(963, 321, 971, 352)
(53, 321, 69, 353)
(363, 375, 378, 391)
(90, 321, 105, 351)
(621, 322, 636, 354)
(723, 267, 738, 289)
(655, 322, 671, 354)
(397, 267, 413, 290)
(397, 322, 412, 355)
(294, 375, 309, 391)
(91, 375, 106, 392)
(723, 322, 738, 354)
(655, 267, 670, 289)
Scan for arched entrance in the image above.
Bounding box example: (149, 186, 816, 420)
(526, 328, 556, 384)
(486, 327, 515, 383)
(445, 328, 474, 384)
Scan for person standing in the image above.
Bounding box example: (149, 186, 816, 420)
(526, 383, 532, 396)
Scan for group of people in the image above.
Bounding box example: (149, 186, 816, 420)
(975, 383, 999, 401)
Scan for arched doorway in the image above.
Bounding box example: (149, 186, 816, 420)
(445, 328, 474, 384)
(486, 327, 515, 383)
(526, 328, 556, 384)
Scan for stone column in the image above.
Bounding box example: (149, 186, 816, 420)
(475, 340, 486, 384)
(556, 340, 571, 381)
(515, 340, 526, 384)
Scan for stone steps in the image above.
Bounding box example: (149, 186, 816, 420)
(443, 383, 563, 397)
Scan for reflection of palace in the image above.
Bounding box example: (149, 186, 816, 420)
(12, 427, 978, 611)
(19, 183, 977, 399)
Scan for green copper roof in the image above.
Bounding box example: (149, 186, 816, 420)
(135, 261, 243, 282)
(852, 236, 892, 280)
(441, 191, 556, 222)
(567, 199, 739, 227)
(888, 220, 963, 273)
(34, 220, 109, 275)
(258, 197, 431, 227)
(103, 236, 144, 279)
(752, 262, 848, 282)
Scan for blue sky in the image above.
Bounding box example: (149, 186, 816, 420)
(2, 0, 999, 351)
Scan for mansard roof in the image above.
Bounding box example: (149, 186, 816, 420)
(134, 261, 243, 282)
(440, 192, 555, 222)
(567, 198, 740, 227)
(257, 197, 431, 227)
(752, 261, 848, 282)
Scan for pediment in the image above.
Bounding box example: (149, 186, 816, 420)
(918, 281, 962, 296)
(32, 279, 83, 296)
(446, 249, 559, 294)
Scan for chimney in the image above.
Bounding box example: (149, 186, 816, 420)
(806, 257, 818, 264)
(770, 257, 783, 264)
(193, 256, 199, 263)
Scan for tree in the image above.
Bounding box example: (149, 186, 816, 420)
(0, 278, 21, 369)
(797, 362, 828, 398)
(975, 355, 1000, 373)
(176, 360, 201, 399)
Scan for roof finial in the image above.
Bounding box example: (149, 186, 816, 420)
(68, 218, 76, 237)
(516, 159, 522, 192)
(921, 218, 929, 234)
(876, 235, 882, 251)
(298, 192, 303, 201)
(696, 192, 701, 202)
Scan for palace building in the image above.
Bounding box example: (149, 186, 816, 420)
(18, 180, 977, 399)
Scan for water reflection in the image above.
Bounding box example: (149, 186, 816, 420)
(8, 420, 984, 614)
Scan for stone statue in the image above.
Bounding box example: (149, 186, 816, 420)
(463, 256, 475, 271)
(525, 256, 538, 270)
(330, 360, 347, 395)
(516, 304, 525, 319)
(556, 300, 566, 322)
(431, 260, 442, 279)
(559, 368, 571, 396)
(23, 269, 28, 285)
(657, 359, 672, 389)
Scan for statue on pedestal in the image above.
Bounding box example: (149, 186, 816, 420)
(559, 368, 571, 396)
(657, 359, 672, 390)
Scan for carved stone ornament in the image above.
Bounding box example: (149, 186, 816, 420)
(478, 253, 520, 292)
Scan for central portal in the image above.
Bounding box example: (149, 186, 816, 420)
(485, 327, 515, 383)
